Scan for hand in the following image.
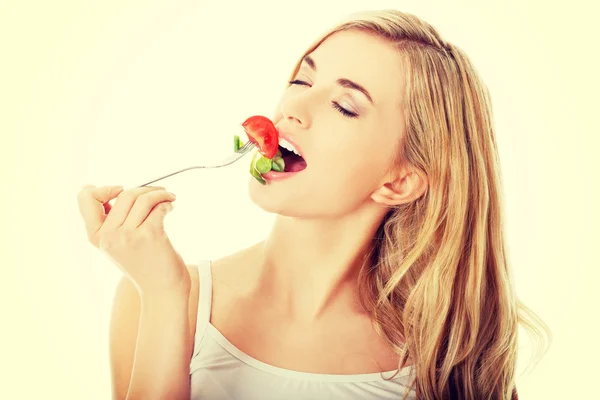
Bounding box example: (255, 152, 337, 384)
(77, 185, 190, 297)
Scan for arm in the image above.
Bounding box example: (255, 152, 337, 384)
(108, 276, 140, 400)
(109, 267, 198, 400)
(126, 279, 192, 400)
(78, 186, 197, 399)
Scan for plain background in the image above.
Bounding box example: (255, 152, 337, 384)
(1, 0, 598, 398)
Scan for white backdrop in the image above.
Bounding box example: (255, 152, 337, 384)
(2, 0, 598, 398)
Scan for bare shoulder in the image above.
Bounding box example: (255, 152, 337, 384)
(187, 242, 261, 332)
(210, 241, 264, 289)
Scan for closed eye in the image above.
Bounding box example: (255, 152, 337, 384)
(288, 79, 310, 86)
(287, 80, 359, 118)
(331, 102, 358, 118)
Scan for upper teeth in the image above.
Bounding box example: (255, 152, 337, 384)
(279, 138, 301, 156)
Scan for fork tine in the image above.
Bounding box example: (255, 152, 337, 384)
(238, 141, 254, 153)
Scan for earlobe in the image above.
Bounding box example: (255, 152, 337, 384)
(370, 171, 428, 206)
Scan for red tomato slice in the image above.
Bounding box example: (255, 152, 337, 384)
(241, 115, 279, 159)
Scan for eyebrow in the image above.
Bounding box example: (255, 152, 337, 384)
(302, 55, 374, 106)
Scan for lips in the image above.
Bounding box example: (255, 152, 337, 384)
(276, 129, 306, 162)
(261, 170, 300, 181)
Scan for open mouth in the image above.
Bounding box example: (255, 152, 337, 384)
(240, 115, 308, 184)
(277, 144, 307, 172)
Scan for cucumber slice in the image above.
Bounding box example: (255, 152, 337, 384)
(249, 150, 266, 184)
(255, 156, 272, 174)
(276, 148, 282, 158)
(271, 161, 282, 172)
(272, 157, 285, 172)
(234, 135, 240, 152)
(250, 164, 266, 184)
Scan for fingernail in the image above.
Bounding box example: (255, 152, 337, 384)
(168, 192, 176, 198)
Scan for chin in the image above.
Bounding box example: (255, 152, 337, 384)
(247, 177, 358, 219)
(247, 177, 295, 216)
(247, 177, 274, 209)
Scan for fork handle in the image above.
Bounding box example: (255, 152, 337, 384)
(137, 166, 205, 187)
(136, 141, 255, 187)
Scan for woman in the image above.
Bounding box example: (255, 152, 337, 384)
(77, 9, 549, 400)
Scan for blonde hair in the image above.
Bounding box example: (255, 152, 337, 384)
(285, 10, 551, 400)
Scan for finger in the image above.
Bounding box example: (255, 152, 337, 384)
(77, 185, 124, 239)
(140, 201, 174, 230)
(122, 190, 176, 229)
(102, 186, 166, 230)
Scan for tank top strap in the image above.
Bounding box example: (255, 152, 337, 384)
(192, 259, 213, 357)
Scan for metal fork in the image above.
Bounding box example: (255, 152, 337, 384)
(137, 141, 255, 187)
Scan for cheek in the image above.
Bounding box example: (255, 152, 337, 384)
(327, 157, 383, 191)
(308, 146, 383, 201)
(320, 137, 389, 180)
(305, 171, 378, 216)
(320, 138, 395, 203)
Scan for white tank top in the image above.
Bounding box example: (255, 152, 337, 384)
(189, 260, 417, 399)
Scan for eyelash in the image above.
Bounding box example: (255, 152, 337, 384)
(288, 80, 359, 119)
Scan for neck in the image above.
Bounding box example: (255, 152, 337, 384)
(255, 202, 389, 323)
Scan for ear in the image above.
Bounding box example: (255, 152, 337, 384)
(370, 169, 428, 207)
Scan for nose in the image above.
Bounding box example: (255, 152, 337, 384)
(278, 89, 313, 129)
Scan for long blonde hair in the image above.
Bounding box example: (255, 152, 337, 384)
(284, 10, 551, 400)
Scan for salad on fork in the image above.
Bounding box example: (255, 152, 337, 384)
(241, 115, 307, 185)
(137, 115, 308, 187)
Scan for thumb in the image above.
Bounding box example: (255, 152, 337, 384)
(80, 184, 124, 203)
(142, 201, 174, 230)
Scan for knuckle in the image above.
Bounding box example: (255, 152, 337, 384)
(118, 229, 135, 246)
(79, 184, 94, 193)
(141, 223, 164, 240)
(97, 229, 129, 251)
(87, 231, 100, 246)
(117, 190, 134, 202)
(134, 191, 152, 204)
(152, 203, 169, 218)
(97, 233, 113, 251)
(76, 189, 89, 202)
(139, 196, 154, 208)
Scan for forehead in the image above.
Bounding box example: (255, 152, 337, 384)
(305, 29, 406, 108)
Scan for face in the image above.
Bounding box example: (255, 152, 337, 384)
(249, 29, 407, 218)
